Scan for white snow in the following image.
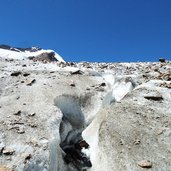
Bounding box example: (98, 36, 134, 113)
(0, 48, 65, 62)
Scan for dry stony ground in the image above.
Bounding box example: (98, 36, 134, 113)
(0, 57, 171, 171)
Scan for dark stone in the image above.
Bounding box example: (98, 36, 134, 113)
(23, 73, 30, 77)
(71, 70, 84, 75)
(14, 111, 21, 115)
(100, 82, 106, 86)
(144, 96, 163, 101)
(11, 71, 22, 76)
(159, 58, 166, 62)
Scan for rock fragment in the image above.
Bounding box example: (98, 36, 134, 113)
(17, 127, 25, 134)
(68, 80, 75, 87)
(24, 153, 32, 163)
(137, 160, 152, 168)
(10, 71, 21, 76)
(2, 148, 15, 155)
(26, 79, 36, 86)
(23, 73, 30, 77)
(134, 139, 141, 145)
(155, 128, 165, 135)
(100, 82, 106, 86)
(144, 95, 163, 101)
(13, 110, 21, 115)
(70, 70, 84, 75)
(28, 113, 36, 117)
(159, 58, 166, 63)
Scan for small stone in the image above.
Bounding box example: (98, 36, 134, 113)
(14, 111, 21, 115)
(24, 153, 32, 163)
(70, 83, 75, 87)
(159, 58, 166, 63)
(43, 144, 48, 150)
(100, 82, 106, 86)
(16, 96, 20, 100)
(69, 81, 75, 87)
(119, 140, 124, 145)
(28, 113, 36, 117)
(156, 128, 165, 135)
(17, 127, 25, 134)
(3, 148, 15, 155)
(144, 95, 163, 101)
(23, 73, 30, 77)
(10, 71, 21, 76)
(70, 70, 84, 75)
(134, 139, 141, 145)
(137, 160, 152, 168)
(26, 79, 36, 86)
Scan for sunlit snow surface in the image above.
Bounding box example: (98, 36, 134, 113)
(0, 48, 65, 62)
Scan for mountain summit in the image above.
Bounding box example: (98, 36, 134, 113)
(0, 44, 65, 62)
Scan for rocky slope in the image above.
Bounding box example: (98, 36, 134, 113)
(0, 49, 171, 171)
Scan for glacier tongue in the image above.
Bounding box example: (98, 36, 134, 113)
(0, 50, 171, 171)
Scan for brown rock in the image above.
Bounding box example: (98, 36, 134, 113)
(137, 160, 152, 168)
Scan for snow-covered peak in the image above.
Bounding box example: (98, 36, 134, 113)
(0, 45, 65, 62)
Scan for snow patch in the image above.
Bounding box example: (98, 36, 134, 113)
(0, 48, 65, 62)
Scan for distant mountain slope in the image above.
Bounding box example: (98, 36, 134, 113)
(0, 44, 65, 62)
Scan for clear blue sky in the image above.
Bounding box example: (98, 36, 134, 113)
(0, 0, 171, 62)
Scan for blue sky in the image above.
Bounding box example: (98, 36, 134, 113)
(0, 0, 171, 62)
